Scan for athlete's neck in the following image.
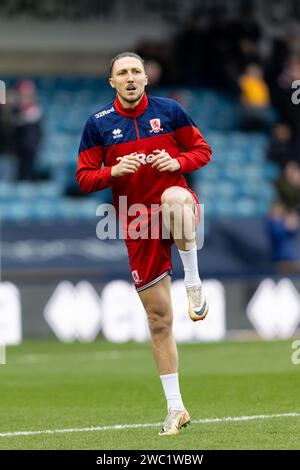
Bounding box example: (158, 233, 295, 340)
(117, 93, 144, 109)
(114, 93, 148, 118)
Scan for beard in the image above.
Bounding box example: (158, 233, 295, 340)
(119, 90, 144, 104)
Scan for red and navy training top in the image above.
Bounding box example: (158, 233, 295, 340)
(76, 92, 212, 212)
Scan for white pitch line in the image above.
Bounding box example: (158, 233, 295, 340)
(0, 412, 299, 438)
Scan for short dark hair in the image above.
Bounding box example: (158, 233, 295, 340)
(109, 52, 145, 76)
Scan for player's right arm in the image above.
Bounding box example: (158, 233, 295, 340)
(76, 116, 112, 193)
(111, 153, 140, 177)
(76, 117, 140, 193)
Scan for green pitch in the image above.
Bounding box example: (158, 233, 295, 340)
(0, 339, 299, 450)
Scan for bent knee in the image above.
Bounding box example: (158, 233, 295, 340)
(146, 305, 173, 335)
(161, 186, 193, 207)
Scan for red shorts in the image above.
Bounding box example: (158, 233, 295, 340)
(125, 189, 200, 292)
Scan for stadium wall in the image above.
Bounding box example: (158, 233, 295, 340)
(1, 276, 300, 344)
(1, 220, 300, 344)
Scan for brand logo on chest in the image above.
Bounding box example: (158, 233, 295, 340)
(112, 128, 123, 139)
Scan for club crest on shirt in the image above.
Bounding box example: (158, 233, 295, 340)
(149, 118, 163, 133)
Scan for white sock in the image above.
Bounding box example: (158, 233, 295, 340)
(160, 372, 185, 411)
(178, 246, 201, 288)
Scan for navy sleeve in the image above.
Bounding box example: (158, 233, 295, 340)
(76, 116, 113, 192)
(173, 101, 197, 130)
(171, 101, 212, 173)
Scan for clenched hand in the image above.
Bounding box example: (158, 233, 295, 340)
(111, 153, 141, 177)
(151, 149, 180, 172)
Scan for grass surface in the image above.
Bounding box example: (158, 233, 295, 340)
(0, 339, 299, 450)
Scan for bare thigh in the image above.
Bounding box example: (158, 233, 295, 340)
(138, 275, 173, 330)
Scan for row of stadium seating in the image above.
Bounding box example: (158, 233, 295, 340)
(0, 77, 278, 222)
(0, 189, 274, 221)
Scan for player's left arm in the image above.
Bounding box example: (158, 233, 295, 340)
(173, 102, 212, 173)
(151, 102, 212, 173)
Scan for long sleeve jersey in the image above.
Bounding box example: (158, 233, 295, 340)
(76, 92, 212, 213)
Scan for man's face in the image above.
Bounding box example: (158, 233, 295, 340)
(109, 57, 148, 105)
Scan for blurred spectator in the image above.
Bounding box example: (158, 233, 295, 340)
(275, 160, 300, 211)
(0, 88, 16, 155)
(266, 201, 300, 272)
(135, 40, 171, 86)
(239, 63, 270, 106)
(239, 63, 271, 130)
(12, 79, 43, 180)
(0, 88, 18, 180)
(144, 60, 163, 92)
(0, 105, 10, 154)
(205, 8, 232, 89)
(229, 4, 262, 72)
(172, 11, 208, 86)
(267, 123, 300, 169)
(266, 38, 289, 100)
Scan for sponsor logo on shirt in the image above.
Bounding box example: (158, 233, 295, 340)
(116, 152, 159, 165)
(95, 106, 115, 119)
